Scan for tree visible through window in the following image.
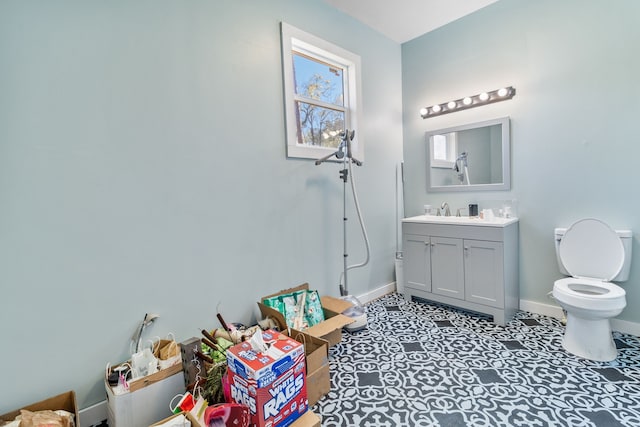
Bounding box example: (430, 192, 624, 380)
(293, 53, 345, 149)
(281, 23, 362, 161)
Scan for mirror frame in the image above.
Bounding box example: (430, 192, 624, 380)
(426, 117, 511, 192)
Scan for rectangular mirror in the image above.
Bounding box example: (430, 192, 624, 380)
(426, 117, 510, 192)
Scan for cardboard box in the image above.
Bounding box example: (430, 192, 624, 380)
(127, 361, 182, 392)
(0, 390, 79, 425)
(226, 330, 307, 427)
(150, 410, 200, 427)
(289, 329, 328, 374)
(305, 364, 330, 407)
(321, 295, 359, 344)
(106, 363, 185, 427)
(320, 295, 355, 315)
(289, 329, 330, 406)
(258, 283, 354, 347)
(291, 410, 321, 427)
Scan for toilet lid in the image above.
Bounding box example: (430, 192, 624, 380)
(559, 218, 624, 281)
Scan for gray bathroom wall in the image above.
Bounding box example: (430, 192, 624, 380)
(458, 127, 491, 185)
(402, 0, 640, 321)
(0, 0, 402, 411)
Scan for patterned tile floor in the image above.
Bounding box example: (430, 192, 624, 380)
(312, 293, 640, 427)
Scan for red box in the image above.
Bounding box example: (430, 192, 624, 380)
(226, 330, 308, 427)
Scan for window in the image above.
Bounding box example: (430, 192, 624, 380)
(281, 23, 363, 161)
(429, 132, 457, 168)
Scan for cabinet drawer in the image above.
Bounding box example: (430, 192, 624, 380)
(403, 222, 504, 241)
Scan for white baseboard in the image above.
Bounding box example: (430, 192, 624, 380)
(357, 282, 396, 304)
(79, 400, 107, 427)
(611, 318, 640, 337)
(519, 299, 564, 320)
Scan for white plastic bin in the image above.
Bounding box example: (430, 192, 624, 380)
(105, 367, 185, 427)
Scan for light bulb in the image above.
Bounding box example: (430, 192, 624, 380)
(419, 107, 428, 116)
(432, 104, 442, 113)
(447, 101, 457, 109)
(479, 92, 489, 101)
(463, 97, 472, 105)
(498, 87, 508, 97)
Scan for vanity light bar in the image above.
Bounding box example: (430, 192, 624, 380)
(420, 86, 516, 119)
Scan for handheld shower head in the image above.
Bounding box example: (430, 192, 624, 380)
(131, 313, 160, 353)
(455, 152, 468, 166)
(453, 152, 469, 183)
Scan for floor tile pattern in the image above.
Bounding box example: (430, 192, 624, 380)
(312, 293, 640, 427)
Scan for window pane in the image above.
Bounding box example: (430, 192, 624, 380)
(295, 101, 345, 147)
(433, 135, 448, 161)
(293, 53, 344, 107)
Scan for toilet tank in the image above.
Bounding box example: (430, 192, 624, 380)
(555, 227, 633, 282)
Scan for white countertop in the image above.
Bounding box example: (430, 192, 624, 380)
(402, 214, 519, 227)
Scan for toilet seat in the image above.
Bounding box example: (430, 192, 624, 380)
(553, 277, 626, 311)
(559, 218, 624, 281)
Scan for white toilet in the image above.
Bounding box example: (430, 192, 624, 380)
(553, 218, 633, 361)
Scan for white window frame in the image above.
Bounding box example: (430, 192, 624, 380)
(429, 132, 457, 168)
(281, 22, 363, 162)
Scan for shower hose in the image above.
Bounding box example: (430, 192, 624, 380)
(339, 157, 371, 297)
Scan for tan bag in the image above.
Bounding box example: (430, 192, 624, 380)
(154, 333, 181, 369)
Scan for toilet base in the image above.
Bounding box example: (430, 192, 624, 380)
(562, 312, 617, 361)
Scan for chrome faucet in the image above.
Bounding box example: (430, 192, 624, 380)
(441, 202, 451, 217)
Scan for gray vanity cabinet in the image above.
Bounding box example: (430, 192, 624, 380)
(402, 217, 519, 326)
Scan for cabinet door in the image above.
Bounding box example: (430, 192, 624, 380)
(464, 239, 504, 308)
(403, 234, 431, 292)
(431, 237, 465, 299)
